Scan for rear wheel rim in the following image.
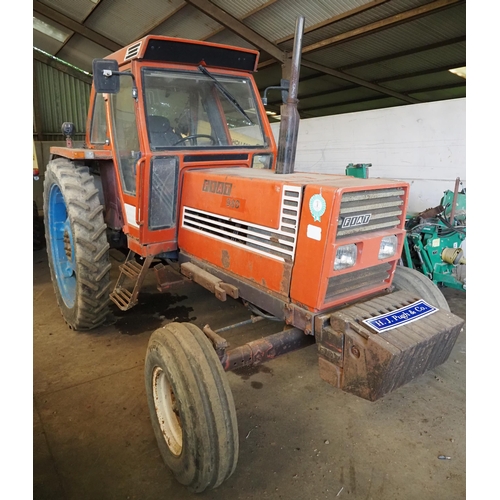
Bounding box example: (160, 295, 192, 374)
(48, 184, 76, 308)
(152, 366, 183, 456)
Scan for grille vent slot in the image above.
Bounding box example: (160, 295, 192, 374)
(182, 185, 302, 262)
(337, 188, 405, 238)
(324, 263, 392, 303)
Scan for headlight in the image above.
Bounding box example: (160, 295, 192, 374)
(252, 154, 273, 169)
(378, 235, 398, 260)
(334, 244, 357, 270)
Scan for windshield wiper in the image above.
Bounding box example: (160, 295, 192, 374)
(198, 65, 254, 125)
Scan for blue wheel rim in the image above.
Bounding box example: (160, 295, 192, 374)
(48, 184, 76, 308)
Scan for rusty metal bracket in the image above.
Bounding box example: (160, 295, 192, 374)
(153, 263, 186, 292)
(202, 324, 229, 359)
(180, 262, 239, 301)
(203, 316, 265, 359)
(283, 302, 316, 335)
(220, 327, 315, 371)
(202, 320, 315, 371)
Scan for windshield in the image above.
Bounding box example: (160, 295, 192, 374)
(142, 69, 267, 150)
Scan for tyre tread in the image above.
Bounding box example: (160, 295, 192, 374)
(146, 323, 239, 493)
(43, 158, 111, 330)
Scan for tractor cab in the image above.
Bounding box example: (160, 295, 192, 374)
(87, 36, 276, 255)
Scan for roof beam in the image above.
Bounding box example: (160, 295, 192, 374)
(339, 36, 466, 71)
(300, 59, 419, 104)
(200, 0, 279, 42)
(33, 0, 121, 52)
(299, 81, 465, 114)
(184, 0, 286, 62)
(301, 0, 464, 55)
(261, 36, 466, 96)
(275, 0, 390, 44)
(258, 0, 464, 69)
(408, 82, 466, 94)
(137, 4, 188, 39)
(264, 63, 467, 105)
(224, 0, 462, 115)
(375, 63, 467, 83)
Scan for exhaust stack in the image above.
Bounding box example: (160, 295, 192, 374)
(275, 16, 304, 175)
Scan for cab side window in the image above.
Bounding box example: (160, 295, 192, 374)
(110, 77, 140, 195)
(90, 93, 108, 145)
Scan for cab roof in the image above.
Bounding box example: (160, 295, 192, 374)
(106, 35, 260, 72)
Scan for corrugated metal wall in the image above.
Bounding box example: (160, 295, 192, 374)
(33, 55, 91, 141)
(33, 51, 93, 209)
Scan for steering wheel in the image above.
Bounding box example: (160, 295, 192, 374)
(173, 134, 217, 146)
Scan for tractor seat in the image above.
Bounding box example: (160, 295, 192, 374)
(148, 115, 182, 147)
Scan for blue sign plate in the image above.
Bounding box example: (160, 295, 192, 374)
(362, 299, 438, 334)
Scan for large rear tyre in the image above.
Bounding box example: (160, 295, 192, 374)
(392, 265, 450, 311)
(43, 158, 111, 330)
(145, 322, 239, 493)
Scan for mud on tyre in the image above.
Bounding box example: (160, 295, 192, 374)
(43, 158, 111, 330)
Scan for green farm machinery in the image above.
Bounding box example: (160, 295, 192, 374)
(401, 178, 466, 291)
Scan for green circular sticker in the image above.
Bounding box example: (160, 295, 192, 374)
(309, 194, 326, 222)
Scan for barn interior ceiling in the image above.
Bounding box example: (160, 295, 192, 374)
(33, 0, 466, 121)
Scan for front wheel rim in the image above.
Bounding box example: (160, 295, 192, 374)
(48, 184, 76, 308)
(152, 366, 183, 456)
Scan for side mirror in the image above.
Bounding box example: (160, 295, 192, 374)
(92, 59, 120, 94)
(262, 79, 289, 105)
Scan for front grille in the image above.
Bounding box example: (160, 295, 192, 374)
(182, 185, 301, 262)
(336, 188, 405, 238)
(182, 209, 295, 262)
(324, 263, 392, 303)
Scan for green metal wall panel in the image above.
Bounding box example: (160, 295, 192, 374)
(34, 59, 91, 141)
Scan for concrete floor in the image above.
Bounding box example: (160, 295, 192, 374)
(33, 248, 466, 500)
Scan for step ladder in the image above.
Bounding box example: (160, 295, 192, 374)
(110, 251, 154, 311)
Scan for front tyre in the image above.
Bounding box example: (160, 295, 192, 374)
(145, 322, 239, 493)
(43, 158, 111, 330)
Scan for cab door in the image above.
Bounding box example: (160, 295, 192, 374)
(108, 75, 142, 239)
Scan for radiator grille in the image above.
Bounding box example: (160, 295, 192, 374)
(182, 185, 301, 262)
(324, 263, 392, 303)
(336, 188, 405, 238)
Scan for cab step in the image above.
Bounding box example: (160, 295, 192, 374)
(110, 251, 154, 311)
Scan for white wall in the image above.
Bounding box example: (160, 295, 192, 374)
(270, 98, 465, 214)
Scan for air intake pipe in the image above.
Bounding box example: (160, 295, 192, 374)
(275, 16, 304, 174)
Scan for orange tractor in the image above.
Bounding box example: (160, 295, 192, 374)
(43, 17, 464, 492)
